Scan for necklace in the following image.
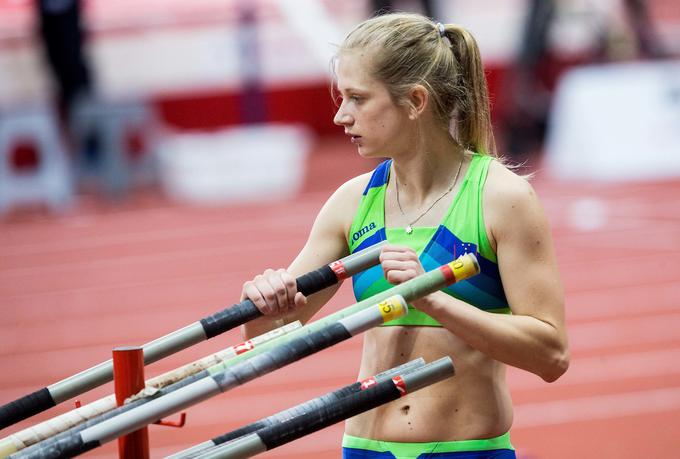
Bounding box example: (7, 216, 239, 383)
(395, 156, 464, 235)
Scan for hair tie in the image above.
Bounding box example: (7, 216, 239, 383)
(435, 22, 452, 47)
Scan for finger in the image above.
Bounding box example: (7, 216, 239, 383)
(279, 269, 298, 310)
(254, 271, 283, 315)
(381, 259, 416, 272)
(242, 281, 271, 314)
(294, 291, 308, 309)
(381, 242, 411, 252)
(380, 246, 418, 262)
(382, 243, 416, 254)
(257, 279, 281, 315)
(381, 255, 424, 280)
(264, 269, 289, 313)
(385, 268, 419, 285)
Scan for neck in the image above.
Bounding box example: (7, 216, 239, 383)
(391, 130, 465, 204)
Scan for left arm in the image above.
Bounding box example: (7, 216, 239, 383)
(381, 167, 569, 382)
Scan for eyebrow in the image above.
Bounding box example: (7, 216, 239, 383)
(338, 86, 368, 94)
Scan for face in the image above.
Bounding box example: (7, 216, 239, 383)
(333, 51, 413, 158)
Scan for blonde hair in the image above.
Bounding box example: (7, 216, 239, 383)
(336, 13, 497, 156)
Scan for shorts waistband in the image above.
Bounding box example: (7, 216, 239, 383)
(342, 432, 514, 456)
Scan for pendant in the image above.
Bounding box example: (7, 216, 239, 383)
(405, 225, 413, 234)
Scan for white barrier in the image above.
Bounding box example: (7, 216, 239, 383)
(545, 60, 680, 181)
(156, 124, 312, 204)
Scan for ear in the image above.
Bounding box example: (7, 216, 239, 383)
(407, 84, 429, 120)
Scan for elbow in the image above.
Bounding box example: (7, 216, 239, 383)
(540, 346, 570, 383)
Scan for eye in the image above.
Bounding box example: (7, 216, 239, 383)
(349, 95, 363, 103)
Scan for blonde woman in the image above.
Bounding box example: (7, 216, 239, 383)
(241, 13, 569, 458)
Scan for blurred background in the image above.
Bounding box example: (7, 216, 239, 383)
(1, 0, 679, 457)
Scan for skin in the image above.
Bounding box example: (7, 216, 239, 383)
(241, 49, 569, 442)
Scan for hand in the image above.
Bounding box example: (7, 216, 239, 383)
(379, 244, 425, 285)
(241, 269, 307, 316)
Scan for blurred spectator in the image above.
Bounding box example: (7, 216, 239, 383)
(500, 0, 667, 162)
(500, 0, 555, 162)
(36, 0, 92, 128)
(620, 0, 667, 59)
(371, 0, 435, 18)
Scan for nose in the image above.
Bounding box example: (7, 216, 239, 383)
(333, 104, 353, 127)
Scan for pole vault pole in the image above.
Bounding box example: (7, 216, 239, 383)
(167, 358, 426, 459)
(16, 295, 410, 458)
(0, 242, 387, 430)
(195, 357, 456, 459)
(11, 253, 480, 459)
(201, 253, 479, 376)
(0, 322, 301, 457)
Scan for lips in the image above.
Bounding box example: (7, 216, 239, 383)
(347, 134, 362, 144)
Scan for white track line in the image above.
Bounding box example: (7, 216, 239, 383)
(564, 280, 680, 322)
(0, 206, 319, 255)
(514, 386, 680, 428)
(567, 313, 680, 351)
(0, 236, 301, 278)
(508, 347, 680, 390)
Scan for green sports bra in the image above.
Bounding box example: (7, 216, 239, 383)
(348, 154, 510, 326)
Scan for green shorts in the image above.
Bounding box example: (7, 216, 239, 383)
(342, 432, 515, 458)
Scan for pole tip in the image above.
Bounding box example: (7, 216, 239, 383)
(451, 253, 480, 281)
(377, 295, 408, 323)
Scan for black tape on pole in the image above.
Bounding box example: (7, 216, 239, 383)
(200, 300, 261, 339)
(24, 434, 100, 459)
(213, 382, 361, 445)
(200, 265, 338, 339)
(212, 322, 352, 389)
(295, 265, 337, 296)
(16, 324, 353, 458)
(0, 252, 359, 432)
(11, 370, 211, 458)
(0, 387, 55, 430)
(257, 379, 402, 450)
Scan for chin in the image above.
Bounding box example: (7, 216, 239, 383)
(357, 145, 383, 159)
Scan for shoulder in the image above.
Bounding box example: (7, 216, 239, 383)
(483, 159, 547, 245)
(327, 170, 373, 209)
(484, 159, 537, 208)
(315, 170, 374, 236)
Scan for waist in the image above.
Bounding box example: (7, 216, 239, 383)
(355, 327, 514, 440)
(342, 432, 515, 457)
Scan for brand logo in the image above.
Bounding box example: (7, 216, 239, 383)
(233, 340, 254, 355)
(360, 378, 377, 390)
(352, 222, 376, 242)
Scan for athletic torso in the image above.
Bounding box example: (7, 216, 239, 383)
(344, 154, 514, 441)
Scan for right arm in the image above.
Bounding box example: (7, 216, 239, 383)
(241, 174, 369, 338)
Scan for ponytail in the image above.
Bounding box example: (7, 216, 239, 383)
(445, 25, 496, 156)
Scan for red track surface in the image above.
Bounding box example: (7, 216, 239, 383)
(1, 136, 679, 458)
